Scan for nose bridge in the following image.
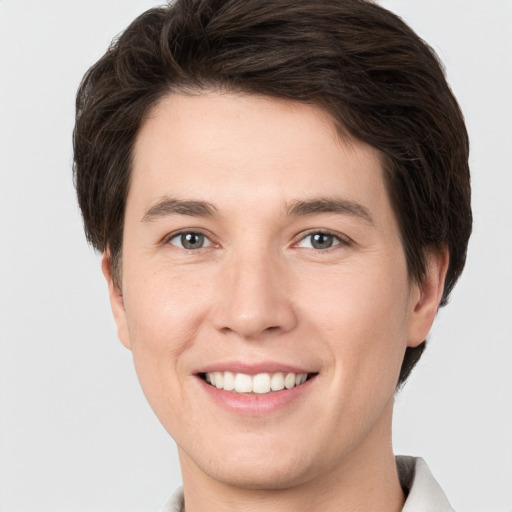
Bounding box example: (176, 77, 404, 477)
(212, 243, 297, 339)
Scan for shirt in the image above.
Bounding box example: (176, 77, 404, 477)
(161, 456, 456, 511)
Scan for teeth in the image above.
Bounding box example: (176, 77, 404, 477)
(214, 371, 223, 389)
(223, 371, 235, 391)
(234, 373, 252, 393)
(284, 372, 296, 389)
(204, 371, 309, 394)
(270, 372, 285, 391)
(252, 373, 271, 394)
(295, 373, 307, 385)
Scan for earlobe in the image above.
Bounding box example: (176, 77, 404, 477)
(407, 248, 449, 348)
(101, 253, 131, 350)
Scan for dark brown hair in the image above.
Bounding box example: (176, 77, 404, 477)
(73, 0, 472, 385)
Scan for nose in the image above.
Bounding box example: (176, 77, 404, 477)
(211, 250, 298, 341)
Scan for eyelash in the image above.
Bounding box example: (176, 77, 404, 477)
(165, 230, 214, 251)
(294, 230, 350, 251)
(164, 229, 350, 252)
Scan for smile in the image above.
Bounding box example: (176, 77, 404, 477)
(201, 371, 313, 394)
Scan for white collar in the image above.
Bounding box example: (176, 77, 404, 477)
(397, 456, 456, 511)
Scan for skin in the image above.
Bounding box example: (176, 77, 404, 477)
(103, 92, 448, 511)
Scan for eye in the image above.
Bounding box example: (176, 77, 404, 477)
(296, 232, 343, 250)
(168, 231, 212, 250)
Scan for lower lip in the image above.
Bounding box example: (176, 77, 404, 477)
(196, 375, 317, 416)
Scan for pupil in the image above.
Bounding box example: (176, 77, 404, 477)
(182, 233, 203, 249)
(312, 233, 333, 249)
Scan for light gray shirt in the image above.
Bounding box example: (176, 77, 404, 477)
(161, 456, 456, 512)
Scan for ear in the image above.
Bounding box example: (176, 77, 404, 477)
(101, 252, 131, 350)
(407, 247, 449, 348)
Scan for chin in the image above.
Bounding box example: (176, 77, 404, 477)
(180, 440, 316, 490)
(206, 460, 311, 490)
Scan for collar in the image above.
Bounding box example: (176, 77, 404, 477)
(397, 456, 456, 511)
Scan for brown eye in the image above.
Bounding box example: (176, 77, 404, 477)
(169, 232, 211, 250)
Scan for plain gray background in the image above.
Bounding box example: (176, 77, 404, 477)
(1, 1, 511, 510)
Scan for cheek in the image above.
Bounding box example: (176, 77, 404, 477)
(299, 260, 410, 379)
(121, 263, 211, 379)
(119, 268, 212, 432)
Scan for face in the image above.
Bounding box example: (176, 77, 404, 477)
(105, 92, 444, 490)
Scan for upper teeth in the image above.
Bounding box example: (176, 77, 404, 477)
(204, 371, 308, 394)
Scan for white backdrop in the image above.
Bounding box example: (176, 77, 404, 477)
(0, 1, 511, 511)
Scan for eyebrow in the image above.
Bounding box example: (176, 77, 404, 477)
(141, 195, 373, 224)
(141, 197, 218, 221)
(286, 197, 374, 224)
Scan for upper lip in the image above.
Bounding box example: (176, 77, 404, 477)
(194, 361, 317, 375)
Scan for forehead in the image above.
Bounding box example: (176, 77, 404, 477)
(129, 92, 392, 226)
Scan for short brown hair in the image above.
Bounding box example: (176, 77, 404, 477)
(73, 0, 472, 385)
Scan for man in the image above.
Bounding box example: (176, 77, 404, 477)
(73, 0, 471, 510)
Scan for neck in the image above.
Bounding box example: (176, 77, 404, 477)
(178, 400, 404, 512)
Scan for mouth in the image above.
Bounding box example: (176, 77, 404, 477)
(199, 371, 317, 394)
